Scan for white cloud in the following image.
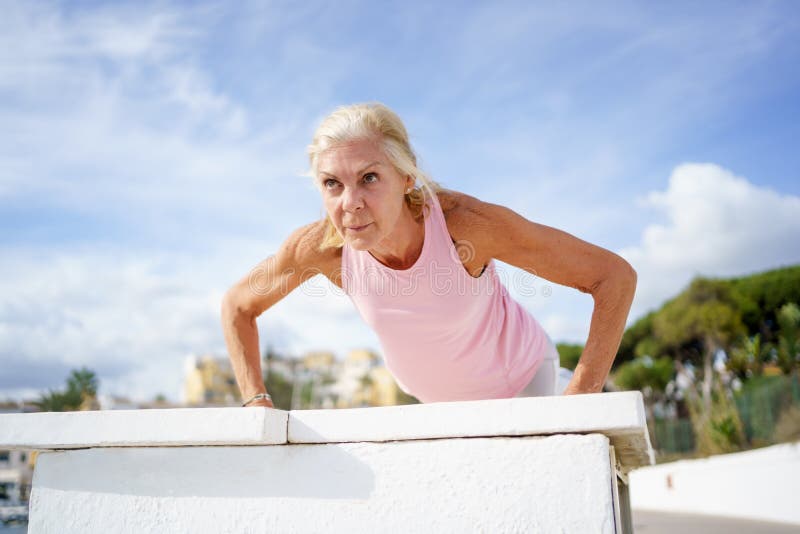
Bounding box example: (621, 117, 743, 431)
(2, 0, 798, 401)
(620, 163, 800, 318)
(0, 1, 364, 402)
(0, 239, 386, 402)
(0, 0, 332, 244)
(0, 244, 229, 401)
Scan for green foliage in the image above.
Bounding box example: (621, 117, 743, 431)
(729, 265, 800, 335)
(34, 367, 99, 412)
(774, 403, 800, 443)
(262, 345, 296, 410)
(735, 373, 800, 445)
(264, 370, 294, 410)
(395, 388, 420, 405)
(650, 418, 695, 454)
(359, 373, 374, 389)
(67, 368, 98, 398)
(555, 343, 583, 371)
(686, 377, 746, 455)
(654, 277, 746, 355)
(624, 266, 799, 373)
(577, 268, 798, 453)
(33, 389, 73, 412)
(613, 355, 673, 394)
(617, 311, 655, 364)
(634, 337, 663, 359)
(299, 381, 314, 408)
(776, 303, 800, 374)
(728, 334, 768, 380)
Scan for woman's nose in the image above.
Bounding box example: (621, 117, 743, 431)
(341, 186, 364, 211)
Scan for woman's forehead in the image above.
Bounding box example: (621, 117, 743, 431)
(317, 139, 389, 172)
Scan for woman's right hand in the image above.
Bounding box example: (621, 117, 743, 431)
(223, 223, 336, 415)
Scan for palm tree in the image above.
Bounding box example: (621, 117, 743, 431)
(33, 367, 99, 412)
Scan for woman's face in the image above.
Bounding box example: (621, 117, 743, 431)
(316, 138, 414, 251)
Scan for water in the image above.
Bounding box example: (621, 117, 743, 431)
(0, 525, 27, 534)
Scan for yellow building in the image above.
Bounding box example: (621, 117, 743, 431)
(183, 355, 239, 406)
(367, 366, 399, 406)
(327, 349, 416, 408)
(302, 351, 336, 372)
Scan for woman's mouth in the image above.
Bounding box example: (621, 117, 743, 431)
(348, 223, 371, 232)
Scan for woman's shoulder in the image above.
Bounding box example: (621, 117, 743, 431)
(435, 189, 492, 239)
(281, 220, 342, 278)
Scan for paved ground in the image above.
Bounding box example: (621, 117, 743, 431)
(633, 510, 799, 533)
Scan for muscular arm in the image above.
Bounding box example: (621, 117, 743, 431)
(448, 192, 637, 394)
(220, 221, 339, 407)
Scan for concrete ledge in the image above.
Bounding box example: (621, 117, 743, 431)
(290, 392, 652, 473)
(0, 407, 289, 448)
(0, 392, 652, 472)
(5, 393, 653, 533)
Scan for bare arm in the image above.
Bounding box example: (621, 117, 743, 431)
(221, 222, 335, 407)
(456, 193, 637, 394)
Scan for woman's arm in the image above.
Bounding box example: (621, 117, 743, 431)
(450, 192, 637, 394)
(221, 221, 337, 407)
(561, 265, 636, 395)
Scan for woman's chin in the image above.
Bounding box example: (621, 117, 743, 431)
(345, 237, 373, 251)
(341, 225, 377, 250)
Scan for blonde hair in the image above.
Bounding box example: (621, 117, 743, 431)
(307, 102, 444, 250)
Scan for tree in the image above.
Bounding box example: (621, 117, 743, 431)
(775, 303, 800, 375)
(612, 355, 674, 423)
(729, 266, 800, 338)
(33, 367, 99, 412)
(33, 389, 71, 412)
(264, 368, 294, 410)
(395, 388, 420, 405)
(613, 355, 674, 394)
(728, 334, 768, 380)
(617, 311, 657, 364)
(684, 374, 746, 455)
(555, 343, 583, 371)
(654, 278, 746, 414)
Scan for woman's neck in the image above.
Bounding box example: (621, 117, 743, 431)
(368, 206, 425, 270)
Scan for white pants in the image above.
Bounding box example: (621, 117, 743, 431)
(514, 337, 561, 397)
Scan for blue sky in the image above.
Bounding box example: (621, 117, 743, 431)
(1, 0, 799, 402)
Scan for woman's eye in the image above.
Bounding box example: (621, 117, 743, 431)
(363, 173, 378, 183)
(323, 179, 339, 189)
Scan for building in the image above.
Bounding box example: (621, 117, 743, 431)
(368, 366, 407, 407)
(326, 349, 376, 408)
(98, 394, 180, 410)
(181, 348, 414, 410)
(183, 354, 239, 406)
(0, 449, 32, 503)
(0, 403, 35, 504)
(301, 351, 336, 374)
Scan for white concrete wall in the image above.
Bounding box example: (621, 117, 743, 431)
(30, 434, 617, 534)
(630, 441, 800, 525)
(0, 393, 654, 533)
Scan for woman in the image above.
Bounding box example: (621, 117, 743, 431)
(221, 103, 637, 408)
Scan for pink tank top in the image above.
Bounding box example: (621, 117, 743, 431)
(340, 191, 550, 402)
